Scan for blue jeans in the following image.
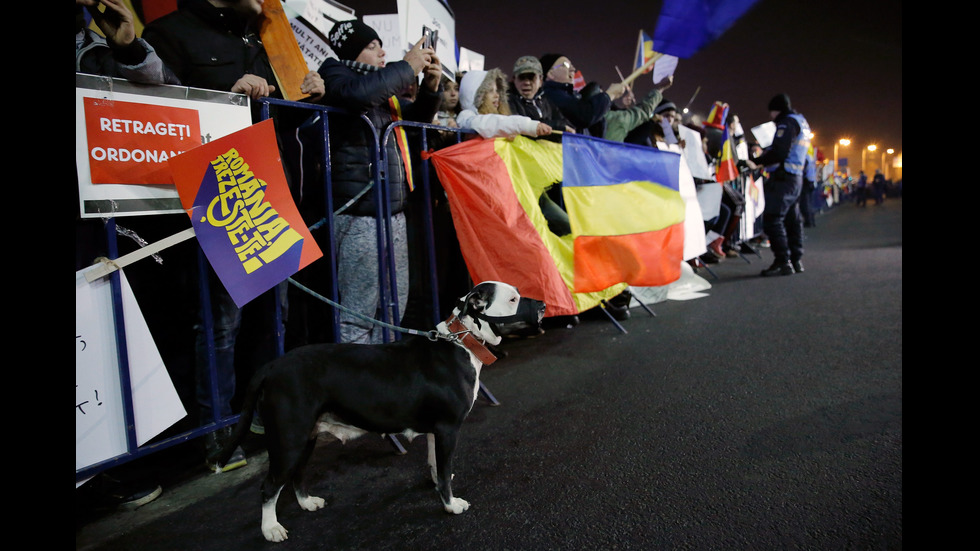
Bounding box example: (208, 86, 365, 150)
(195, 272, 241, 424)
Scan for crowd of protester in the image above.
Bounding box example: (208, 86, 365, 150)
(75, 0, 891, 512)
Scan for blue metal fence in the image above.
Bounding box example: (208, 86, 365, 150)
(76, 96, 474, 483)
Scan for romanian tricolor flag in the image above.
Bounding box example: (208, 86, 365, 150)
(425, 134, 684, 315)
(562, 134, 685, 292)
(714, 124, 738, 183)
(635, 30, 655, 74)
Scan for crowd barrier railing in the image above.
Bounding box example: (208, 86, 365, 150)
(76, 94, 473, 483)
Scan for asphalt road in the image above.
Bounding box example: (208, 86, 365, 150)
(77, 197, 902, 551)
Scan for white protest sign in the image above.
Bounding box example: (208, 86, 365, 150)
(283, 2, 333, 70)
(75, 74, 251, 219)
(658, 142, 707, 260)
(653, 54, 678, 83)
(364, 14, 402, 63)
(397, 0, 457, 79)
(679, 124, 713, 181)
(296, 0, 354, 38)
(751, 121, 776, 149)
(458, 47, 484, 72)
(76, 266, 186, 478)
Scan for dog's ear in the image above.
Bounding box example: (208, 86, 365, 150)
(460, 284, 493, 317)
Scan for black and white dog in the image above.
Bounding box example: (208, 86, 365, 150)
(210, 281, 544, 542)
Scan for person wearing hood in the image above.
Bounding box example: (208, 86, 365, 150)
(747, 93, 812, 276)
(458, 69, 567, 238)
(456, 68, 552, 139)
(316, 19, 443, 344)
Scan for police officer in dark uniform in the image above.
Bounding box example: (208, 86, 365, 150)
(747, 93, 811, 276)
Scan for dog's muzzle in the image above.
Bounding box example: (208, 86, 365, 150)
(474, 297, 546, 325)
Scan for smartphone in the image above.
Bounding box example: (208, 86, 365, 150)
(422, 26, 438, 51)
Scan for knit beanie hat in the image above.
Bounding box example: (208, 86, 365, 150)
(655, 99, 677, 115)
(328, 20, 381, 61)
(539, 53, 564, 76)
(768, 93, 791, 113)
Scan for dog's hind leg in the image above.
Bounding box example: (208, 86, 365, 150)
(427, 433, 438, 485)
(433, 429, 469, 514)
(293, 437, 325, 512)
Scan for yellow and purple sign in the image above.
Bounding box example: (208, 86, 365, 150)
(169, 119, 321, 307)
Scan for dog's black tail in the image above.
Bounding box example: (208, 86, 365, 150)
(207, 364, 270, 472)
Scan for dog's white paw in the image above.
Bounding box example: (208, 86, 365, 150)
(444, 497, 470, 514)
(298, 495, 325, 511)
(262, 522, 289, 542)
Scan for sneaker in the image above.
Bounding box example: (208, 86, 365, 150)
(760, 262, 794, 277)
(791, 260, 804, 274)
(250, 415, 265, 435)
(203, 427, 248, 473)
(603, 300, 630, 321)
(80, 473, 163, 512)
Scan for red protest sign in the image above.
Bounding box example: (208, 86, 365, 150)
(169, 119, 322, 307)
(83, 97, 201, 185)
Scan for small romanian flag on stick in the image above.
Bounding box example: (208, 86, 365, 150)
(635, 30, 655, 74)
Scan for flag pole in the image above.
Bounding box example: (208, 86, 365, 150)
(621, 52, 663, 86)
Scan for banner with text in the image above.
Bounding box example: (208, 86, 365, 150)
(169, 119, 322, 308)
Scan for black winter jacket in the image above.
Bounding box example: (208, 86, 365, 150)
(316, 58, 441, 216)
(507, 88, 572, 131)
(142, 0, 278, 120)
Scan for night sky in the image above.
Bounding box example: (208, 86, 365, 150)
(351, 0, 903, 162)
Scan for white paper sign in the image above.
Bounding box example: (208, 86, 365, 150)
(458, 47, 484, 72)
(751, 121, 776, 149)
(364, 14, 402, 64)
(679, 124, 713, 181)
(297, 0, 354, 38)
(653, 54, 678, 84)
(76, 267, 186, 476)
(658, 142, 707, 260)
(398, 0, 458, 79)
(75, 75, 252, 219)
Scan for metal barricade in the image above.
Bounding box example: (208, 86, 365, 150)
(76, 96, 471, 483)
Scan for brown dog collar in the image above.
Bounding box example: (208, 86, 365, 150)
(446, 316, 497, 366)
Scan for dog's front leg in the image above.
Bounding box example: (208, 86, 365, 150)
(433, 429, 469, 514)
(260, 485, 288, 542)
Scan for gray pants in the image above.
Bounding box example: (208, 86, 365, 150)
(334, 212, 409, 344)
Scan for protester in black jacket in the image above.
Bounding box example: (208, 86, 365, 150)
(317, 19, 442, 344)
(507, 56, 574, 133)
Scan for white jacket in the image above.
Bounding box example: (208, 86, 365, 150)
(457, 69, 541, 139)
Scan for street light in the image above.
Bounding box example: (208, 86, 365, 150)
(882, 148, 895, 179)
(834, 138, 850, 177)
(863, 144, 877, 172)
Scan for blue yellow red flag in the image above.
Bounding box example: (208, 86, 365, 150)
(653, 0, 760, 59)
(635, 30, 655, 74)
(715, 124, 738, 183)
(425, 136, 629, 316)
(169, 119, 322, 308)
(561, 134, 685, 292)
